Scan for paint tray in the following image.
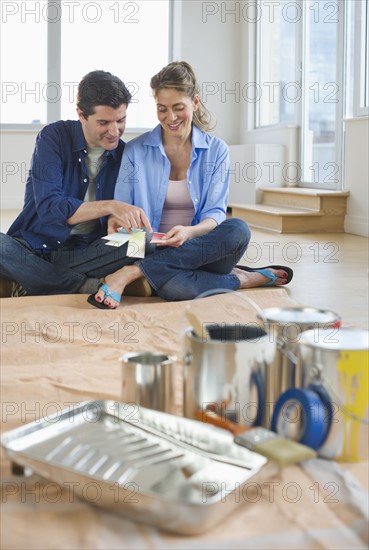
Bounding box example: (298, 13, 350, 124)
(1, 400, 267, 535)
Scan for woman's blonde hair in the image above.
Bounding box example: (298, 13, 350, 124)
(150, 61, 215, 131)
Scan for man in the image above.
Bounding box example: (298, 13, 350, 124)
(0, 70, 152, 297)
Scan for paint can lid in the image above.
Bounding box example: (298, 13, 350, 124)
(260, 306, 341, 326)
(299, 328, 369, 350)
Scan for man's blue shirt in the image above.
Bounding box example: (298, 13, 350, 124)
(114, 124, 230, 232)
(7, 120, 124, 251)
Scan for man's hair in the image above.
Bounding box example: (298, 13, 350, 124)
(77, 70, 132, 118)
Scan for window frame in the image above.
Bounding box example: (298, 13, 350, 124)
(353, 0, 369, 117)
(254, 0, 301, 129)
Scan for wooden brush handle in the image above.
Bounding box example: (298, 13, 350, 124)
(195, 409, 251, 436)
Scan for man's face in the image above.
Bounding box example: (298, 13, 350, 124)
(77, 104, 127, 150)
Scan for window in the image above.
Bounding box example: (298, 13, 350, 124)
(254, 0, 345, 188)
(0, 8, 48, 124)
(1, 0, 170, 128)
(301, 0, 340, 183)
(256, 0, 298, 127)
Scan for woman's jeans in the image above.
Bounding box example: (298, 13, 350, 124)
(138, 218, 251, 301)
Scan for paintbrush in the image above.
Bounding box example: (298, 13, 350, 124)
(197, 408, 317, 466)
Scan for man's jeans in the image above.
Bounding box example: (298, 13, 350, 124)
(0, 232, 154, 295)
(138, 218, 251, 301)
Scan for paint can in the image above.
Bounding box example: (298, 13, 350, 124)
(182, 324, 276, 428)
(121, 352, 177, 414)
(271, 328, 369, 461)
(260, 306, 341, 387)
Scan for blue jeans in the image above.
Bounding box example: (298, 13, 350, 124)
(0, 232, 154, 295)
(138, 218, 251, 301)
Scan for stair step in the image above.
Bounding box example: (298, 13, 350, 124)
(229, 203, 322, 216)
(260, 187, 350, 210)
(230, 203, 346, 233)
(259, 187, 350, 196)
(229, 186, 349, 234)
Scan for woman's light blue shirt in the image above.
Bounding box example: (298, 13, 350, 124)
(114, 124, 230, 232)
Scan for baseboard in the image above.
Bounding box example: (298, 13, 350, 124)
(344, 215, 369, 237)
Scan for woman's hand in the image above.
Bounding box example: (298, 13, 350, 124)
(155, 218, 217, 247)
(155, 225, 193, 247)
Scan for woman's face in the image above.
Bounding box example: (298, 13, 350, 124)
(155, 88, 199, 142)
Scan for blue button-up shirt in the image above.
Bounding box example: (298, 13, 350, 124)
(7, 120, 124, 250)
(114, 124, 230, 232)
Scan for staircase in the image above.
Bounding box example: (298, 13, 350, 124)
(229, 187, 350, 233)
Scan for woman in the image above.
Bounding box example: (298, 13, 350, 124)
(88, 61, 292, 308)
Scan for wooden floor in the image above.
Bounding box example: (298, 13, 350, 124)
(240, 228, 368, 330)
(1, 210, 368, 329)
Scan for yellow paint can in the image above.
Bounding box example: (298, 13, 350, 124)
(298, 328, 369, 462)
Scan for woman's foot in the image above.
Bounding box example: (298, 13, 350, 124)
(233, 266, 289, 288)
(94, 265, 142, 308)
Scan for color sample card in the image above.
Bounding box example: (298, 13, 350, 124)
(102, 232, 130, 246)
(150, 232, 167, 244)
(102, 229, 146, 258)
(126, 230, 145, 258)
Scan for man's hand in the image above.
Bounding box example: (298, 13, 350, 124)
(110, 202, 152, 233)
(67, 200, 152, 233)
(107, 216, 123, 234)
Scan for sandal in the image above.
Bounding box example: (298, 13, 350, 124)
(87, 281, 121, 309)
(235, 265, 294, 286)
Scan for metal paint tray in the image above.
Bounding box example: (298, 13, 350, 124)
(1, 400, 267, 535)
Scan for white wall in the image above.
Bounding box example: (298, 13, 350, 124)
(1, 130, 37, 209)
(177, 0, 243, 145)
(228, 143, 286, 204)
(344, 117, 369, 237)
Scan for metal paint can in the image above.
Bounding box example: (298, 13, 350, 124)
(121, 352, 177, 414)
(182, 324, 277, 428)
(259, 306, 341, 399)
(271, 328, 369, 461)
